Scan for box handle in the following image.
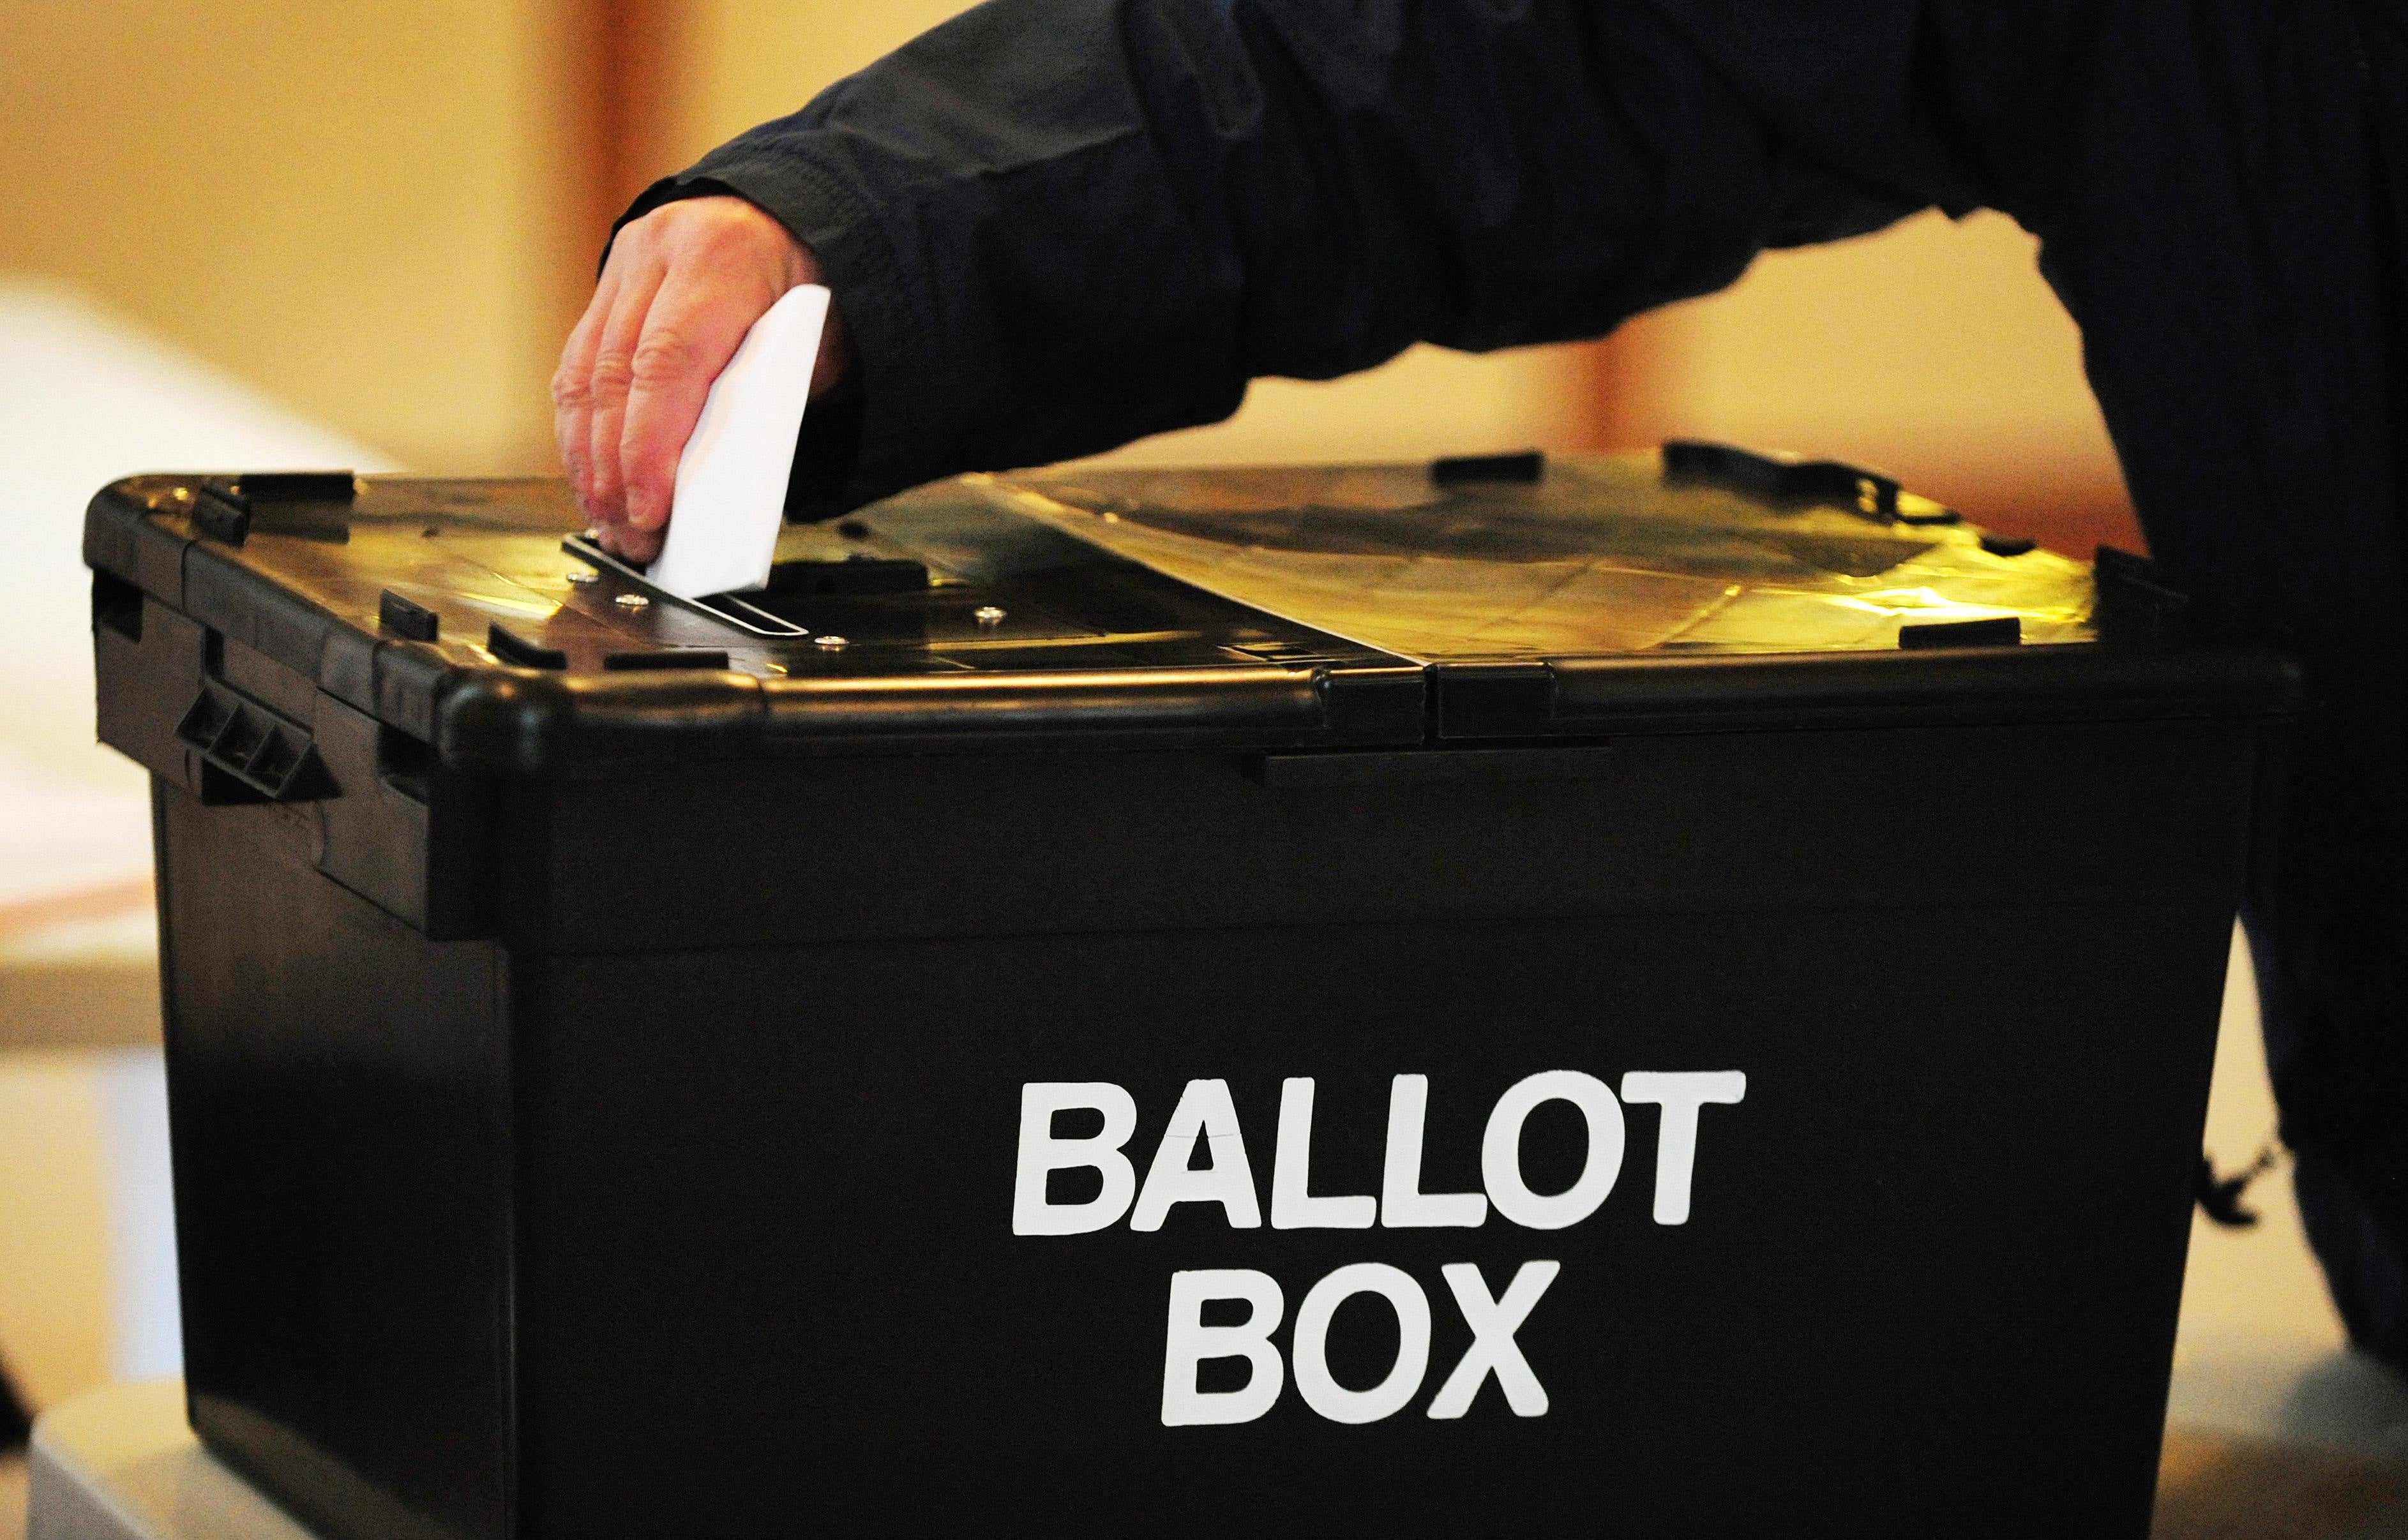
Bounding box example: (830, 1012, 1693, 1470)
(174, 679, 330, 804)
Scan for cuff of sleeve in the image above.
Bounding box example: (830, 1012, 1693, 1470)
(610, 153, 955, 518)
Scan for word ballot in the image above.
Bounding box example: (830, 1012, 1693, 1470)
(1011, 1070, 1747, 1426)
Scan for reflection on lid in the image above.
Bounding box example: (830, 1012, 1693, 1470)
(981, 454, 2093, 661)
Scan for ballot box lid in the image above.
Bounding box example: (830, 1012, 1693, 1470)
(83, 447, 2297, 774)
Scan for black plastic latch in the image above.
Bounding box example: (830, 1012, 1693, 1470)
(1899, 616, 2022, 649)
(192, 482, 252, 545)
(1433, 661, 1557, 739)
(488, 624, 568, 669)
(759, 555, 929, 597)
(379, 590, 440, 641)
(1664, 440, 1904, 520)
(176, 679, 327, 802)
(2093, 546, 2193, 643)
(1433, 451, 1545, 486)
(603, 649, 730, 671)
(234, 471, 357, 501)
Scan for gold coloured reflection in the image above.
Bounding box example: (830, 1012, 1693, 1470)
(985, 454, 2093, 661)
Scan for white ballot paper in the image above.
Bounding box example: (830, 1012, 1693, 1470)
(644, 283, 832, 599)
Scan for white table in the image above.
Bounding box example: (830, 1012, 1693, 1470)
(28, 1384, 310, 1540)
(25, 1370, 2408, 1540)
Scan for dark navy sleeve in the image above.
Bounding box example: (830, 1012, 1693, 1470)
(619, 0, 1962, 514)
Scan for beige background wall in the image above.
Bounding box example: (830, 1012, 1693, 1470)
(0, 0, 596, 473)
(1623, 209, 2138, 553)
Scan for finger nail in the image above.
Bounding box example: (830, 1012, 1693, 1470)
(626, 488, 665, 531)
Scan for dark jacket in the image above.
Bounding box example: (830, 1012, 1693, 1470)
(624, 0, 2408, 1368)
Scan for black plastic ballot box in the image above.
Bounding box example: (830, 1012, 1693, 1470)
(85, 448, 2293, 1537)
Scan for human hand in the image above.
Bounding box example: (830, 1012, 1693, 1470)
(553, 195, 850, 563)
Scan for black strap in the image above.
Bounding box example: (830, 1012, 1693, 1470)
(1, 1356, 29, 1451)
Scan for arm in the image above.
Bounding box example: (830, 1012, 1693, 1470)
(561, 0, 1980, 546)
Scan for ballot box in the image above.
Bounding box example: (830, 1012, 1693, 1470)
(85, 448, 2293, 1538)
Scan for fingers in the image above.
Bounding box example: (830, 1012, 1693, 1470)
(811, 303, 854, 399)
(617, 280, 762, 534)
(583, 258, 668, 535)
(610, 521, 665, 564)
(551, 264, 621, 518)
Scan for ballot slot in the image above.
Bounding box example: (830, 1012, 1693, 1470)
(732, 551, 933, 632)
(562, 532, 1109, 648)
(562, 534, 808, 637)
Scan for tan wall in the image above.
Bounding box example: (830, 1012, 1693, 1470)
(0, 0, 596, 473)
(668, 0, 980, 152)
(1613, 209, 2139, 555)
(0, 1056, 112, 1410)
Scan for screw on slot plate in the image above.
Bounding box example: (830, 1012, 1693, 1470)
(814, 634, 848, 650)
(615, 594, 650, 610)
(974, 606, 1007, 625)
(583, 527, 603, 542)
(565, 569, 598, 585)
